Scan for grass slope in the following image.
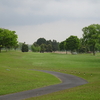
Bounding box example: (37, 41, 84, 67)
(24, 52, 100, 100)
(0, 51, 100, 100)
(0, 51, 60, 95)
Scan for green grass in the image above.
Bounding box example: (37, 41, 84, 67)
(0, 51, 61, 95)
(0, 51, 100, 100)
(24, 52, 100, 100)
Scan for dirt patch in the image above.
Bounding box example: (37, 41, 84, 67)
(54, 51, 71, 54)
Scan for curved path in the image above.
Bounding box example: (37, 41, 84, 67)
(0, 70, 88, 100)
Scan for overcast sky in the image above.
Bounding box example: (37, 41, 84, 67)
(0, 0, 100, 44)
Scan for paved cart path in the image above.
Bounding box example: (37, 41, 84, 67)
(0, 70, 88, 100)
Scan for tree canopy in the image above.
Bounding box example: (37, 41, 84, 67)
(36, 38, 46, 46)
(59, 41, 66, 51)
(65, 35, 80, 53)
(0, 28, 18, 52)
(82, 24, 100, 55)
(32, 38, 59, 52)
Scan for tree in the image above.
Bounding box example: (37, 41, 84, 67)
(0, 28, 18, 52)
(45, 44, 52, 52)
(33, 38, 59, 52)
(52, 40, 59, 52)
(40, 44, 45, 53)
(65, 35, 80, 53)
(78, 38, 87, 53)
(59, 41, 66, 51)
(36, 38, 46, 46)
(31, 45, 40, 52)
(46, 40, 52, 45)
(21, 42, 29, 52)
(14, 44, 19, 50)
(59, 41, 69, 54)
(82, 24, 100, 55)
(95, 43, 100, 52)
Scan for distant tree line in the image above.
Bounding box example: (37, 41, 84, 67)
(1, 24, 100, 55)
(31, 38, 59, 53)
(59, 24, 100, 55)
(0, 28, 18, 52)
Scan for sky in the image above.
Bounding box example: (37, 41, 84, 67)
(0, 0, 100, 44)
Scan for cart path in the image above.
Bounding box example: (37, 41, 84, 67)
(0, 70, 88, 100)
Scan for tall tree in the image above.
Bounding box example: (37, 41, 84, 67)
(82, 24, 100, 55)
(36, 38, 46, 46)
(52, 40, 59, 51)
(65, 35, 80, 53)
(0, 28, 18, 52)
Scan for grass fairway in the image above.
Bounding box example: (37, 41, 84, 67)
(0, 51, 61, 95)
(0, 51, 100, 100)
(24, 52, 100, 100)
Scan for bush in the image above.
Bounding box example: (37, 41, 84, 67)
(21, 43, 29, 52)
(31, 45, 40, 52)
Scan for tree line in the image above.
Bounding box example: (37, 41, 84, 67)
(59, 24, 100, 55)
(1, 24, 100, 55)
(31, 38, 59, 52)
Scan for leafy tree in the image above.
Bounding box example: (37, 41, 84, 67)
(33, 38, 59, 52)
(31, 45, 40, 52)
(40, 44, 45, 53)
(82, 24, 100, 55)
(33, 42, 39, 47)
(52, 40, 59, 52)
(36, 38, 46, 46)
(95, 43, 100, 52)
(46, 40, 53, 52)
(0, 28, 18, 52)
(59, 41, 69, 54)
(46, 40, 52, 45)
(21, 42, 29, 52)
(78, 38, 86, 53)
(45, 44, 52, 52)
(65, 35, 80, 53)
(14, 44, 19, 50)
(59, 41, 66, 51)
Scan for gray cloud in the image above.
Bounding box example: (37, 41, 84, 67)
(0, 0, 100, 43)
